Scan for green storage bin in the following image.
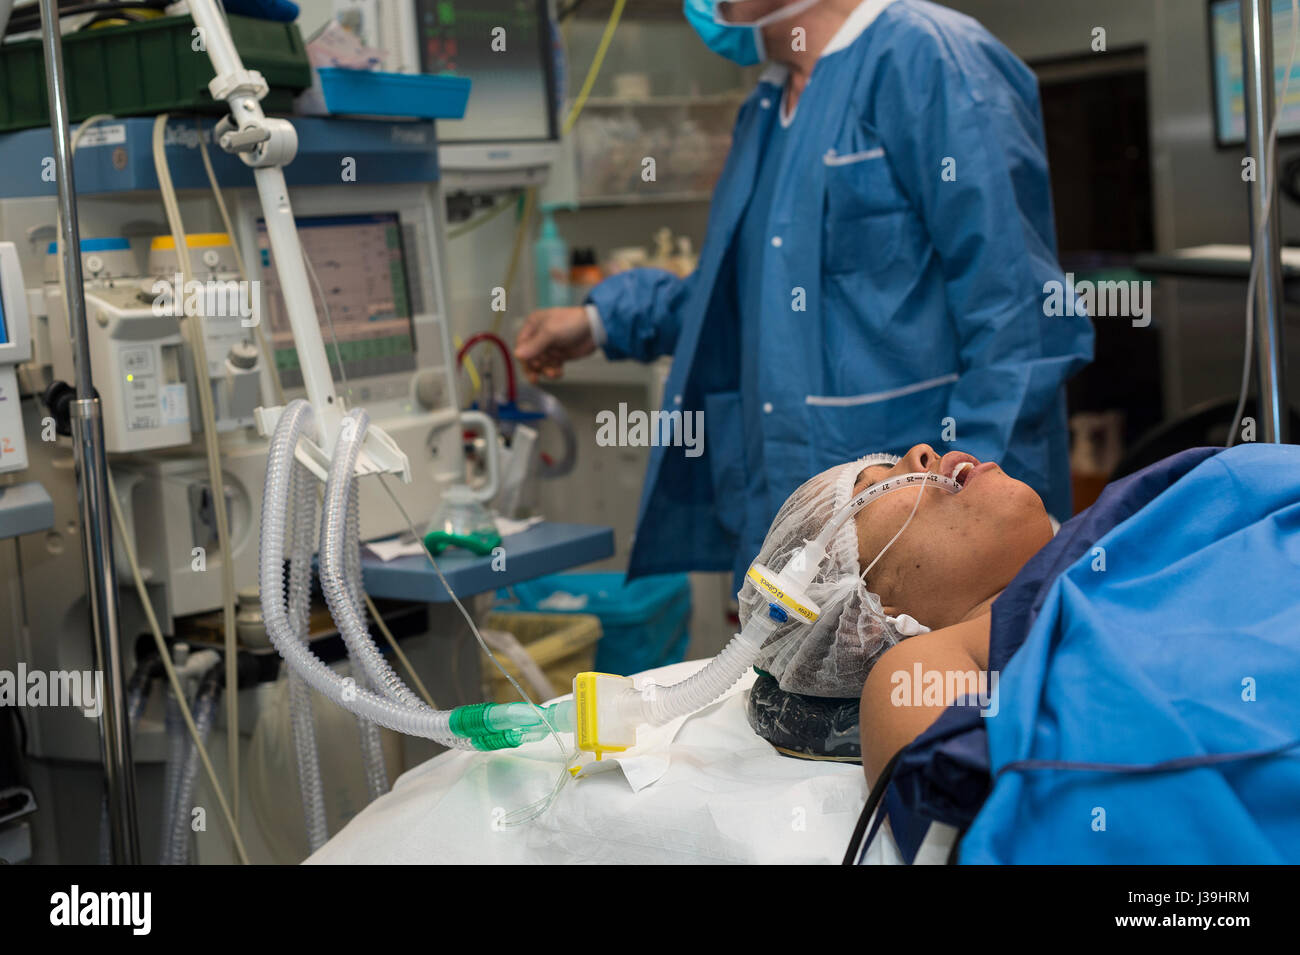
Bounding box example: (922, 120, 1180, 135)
(0, 14, 311, 132)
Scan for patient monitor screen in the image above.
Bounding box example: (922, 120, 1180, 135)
(417, 0, 556, 143)
(257, 213, 416, 388)
(1210, 0, 1300, 145)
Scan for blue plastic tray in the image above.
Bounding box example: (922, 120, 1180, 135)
(316, 68, 471, 120)
(496, 572, 692, 675)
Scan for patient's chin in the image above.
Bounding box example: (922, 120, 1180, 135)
(1009, 478, 1049, 518)
(991, 479, 1050, 532)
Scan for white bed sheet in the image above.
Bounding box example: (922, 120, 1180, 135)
(307, 660, 872, 864)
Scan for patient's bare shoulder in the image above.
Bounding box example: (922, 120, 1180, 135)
(859, 615, 993, 784)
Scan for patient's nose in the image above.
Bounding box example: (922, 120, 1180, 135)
(900, 444, 937, 473)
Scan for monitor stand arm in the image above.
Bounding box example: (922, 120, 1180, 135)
(189, 0, 411, 483)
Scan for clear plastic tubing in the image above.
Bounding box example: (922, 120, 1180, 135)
(319, 408, 426, 710)
(259, 399, 475, 748)
(640, 610, 778, 726)
(158, 685, 186, 864)
(326, 411, 393, 796)
(286, 460, 328, 851)
(353, 671, 390, 801)
(166, 681, 220, 865)
(288, 670, 329, 850)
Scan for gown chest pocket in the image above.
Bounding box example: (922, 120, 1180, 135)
(822, 147, 912, 276)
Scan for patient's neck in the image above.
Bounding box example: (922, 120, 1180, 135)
(959, 593, 1001, 624)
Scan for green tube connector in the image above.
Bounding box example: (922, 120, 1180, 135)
(449, 702, 496, 738)
(494, 701, 574, 734)
(449, 701, 576, 741)
(469, 729, 527, 751)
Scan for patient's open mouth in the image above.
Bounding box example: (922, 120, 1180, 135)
(940, 452, 981, 488)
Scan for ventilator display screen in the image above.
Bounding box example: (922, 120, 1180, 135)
(1210, 0, 1300, 145)
(416, 0, 556, 143)
(256, 213, 416, 388)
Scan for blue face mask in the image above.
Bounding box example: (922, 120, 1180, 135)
(683, 0, 822, 67)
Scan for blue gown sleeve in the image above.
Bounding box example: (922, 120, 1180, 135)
(875, 25, 1093, 484)
(584, 266, 698, 362)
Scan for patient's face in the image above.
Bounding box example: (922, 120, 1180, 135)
(851, 444, 1053, 629)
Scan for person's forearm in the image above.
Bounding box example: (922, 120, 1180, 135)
(585, 267, 692, 362)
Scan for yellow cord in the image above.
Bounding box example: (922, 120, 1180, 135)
(447, 193, 519, 239)
(563, 0, 627, 135)
(453, 334, 482, 399)
(493, 188, 536, 336)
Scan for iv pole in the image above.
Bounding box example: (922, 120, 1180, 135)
(38, 0, 141, 863)
(1241, 0, 1291, 442)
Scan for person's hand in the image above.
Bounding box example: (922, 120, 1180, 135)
(514, 307, 596, 382)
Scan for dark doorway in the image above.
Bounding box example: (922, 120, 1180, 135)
(1034, 48, 1163, 469)
(1037, 48, 1156, 256)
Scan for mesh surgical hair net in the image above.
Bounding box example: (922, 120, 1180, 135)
(743, 454, 929, 698)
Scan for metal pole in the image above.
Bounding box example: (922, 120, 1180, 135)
(38, 0, 141, 863)
(1241, 0, 1291, 442)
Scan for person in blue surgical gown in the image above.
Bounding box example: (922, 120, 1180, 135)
(515, 0, 1094, 591)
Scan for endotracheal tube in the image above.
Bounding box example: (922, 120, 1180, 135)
(259, 404, 959, 766)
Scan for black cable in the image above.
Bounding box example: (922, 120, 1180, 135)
(12, 709, 28, 757)
(945, 827, 963, 865)
(841, 747, 904, 865)
(1281, 154, 1300, 205)
(125, 654, 163, 697)
(198, 661, 224, 696)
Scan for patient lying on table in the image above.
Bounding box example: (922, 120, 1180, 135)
(741, 442, 1052, 783)
(313, 441, 1294, 863)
